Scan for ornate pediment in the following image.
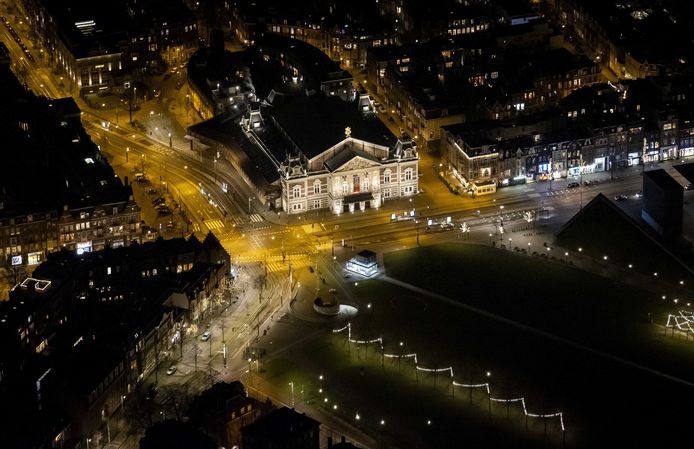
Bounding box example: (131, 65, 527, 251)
(333, 156, 381, 172)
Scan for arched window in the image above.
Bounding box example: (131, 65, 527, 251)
(313, 181, 321, 194)
(383, 169, 391, 184)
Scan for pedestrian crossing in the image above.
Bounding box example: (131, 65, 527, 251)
(192, 223, 201, 232)
(204, 218, 225, 230)
(541, 189, 583, 197)
(227, 214, 264, 225)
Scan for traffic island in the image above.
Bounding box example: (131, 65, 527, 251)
(289, 268, 357, 323)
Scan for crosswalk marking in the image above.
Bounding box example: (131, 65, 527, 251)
(193, 223, 201, 232)
(229, 214, 264, 225)
(204, 219, 225, 230)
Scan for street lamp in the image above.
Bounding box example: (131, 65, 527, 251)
(248, 197, 253, 216)
(289, 381, 295, 406)
(168, 132, 172, 147)
(125, 146, 129, 162)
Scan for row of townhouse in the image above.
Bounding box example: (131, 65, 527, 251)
(223, 0, 397, 69)
(0, 234, 230, 443)
(544, 0, 689, 80)
(18, 0, 199, 95)
(443, 111, 694, 195)
(365, 24, 602, 151)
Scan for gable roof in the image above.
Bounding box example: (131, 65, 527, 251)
(323, 148, 381, 172)
(556, 193, 694, 284)
(268, 95, 395, 159)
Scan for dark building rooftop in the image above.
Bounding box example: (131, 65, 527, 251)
(267, 95, 395, 159)
(674, 163, 694, 185)
(0, 80, 132, 217)
(242, 407, 319, 442)
(644, 168, 684, 191)
(38, 0, 195, 58)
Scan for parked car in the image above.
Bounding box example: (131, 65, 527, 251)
(166, 365, 177, 375)
(567, 182, 580, 189)
(634, 191, 643, 198)
(152, 197, 166, 206)
(685, 183, 694, 191)
(614, 194, 628, 201)
(201, 331, 212, 341)
(157, 207, 172, 216)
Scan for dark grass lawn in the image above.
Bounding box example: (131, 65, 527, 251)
(383, 243, 694, 380)
(268, 277, 694, 448)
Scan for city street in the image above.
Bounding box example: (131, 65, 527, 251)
(5, 5, 694, 447)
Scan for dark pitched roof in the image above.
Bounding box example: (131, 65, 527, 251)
(268, 95, 395, 159)
(644, 169, 683, 191)
(556, 193, 694, 284)
(242, 407, 319, 439)
(673, 163, 694, 186)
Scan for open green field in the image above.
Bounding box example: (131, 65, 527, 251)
(378, 243, 694, 446)
(262, 280, 570, 449)
(261, 243, 694, 448)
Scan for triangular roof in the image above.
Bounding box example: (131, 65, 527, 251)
(323, 148, 381, 172)
(556, 193, 694, 284)
(268, 95, 395, 159)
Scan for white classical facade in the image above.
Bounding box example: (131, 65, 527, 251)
(240, 94, 419, 215)
(279, 133, 419, 214)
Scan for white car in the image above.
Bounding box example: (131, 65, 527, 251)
(201, 331, 212, 341)
(166, 365, 177, 375)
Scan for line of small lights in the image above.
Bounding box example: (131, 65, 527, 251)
(333, 322, 566, 432)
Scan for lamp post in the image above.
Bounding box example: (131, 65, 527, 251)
(213, 158, 218, 183)
(125, 146, 129, 163)
(289, 381, 295, 406)
(168, 132, 172, 147)
(248, 197, 253, 216)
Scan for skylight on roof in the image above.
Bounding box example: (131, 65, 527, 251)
(74, 20, 96, 36)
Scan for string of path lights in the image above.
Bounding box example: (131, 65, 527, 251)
(333, 322, 566, 432)
(665, 309, 694, 334)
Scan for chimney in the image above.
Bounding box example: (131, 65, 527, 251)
(327, 437, 333, 449)
(341, 436, 346, 443)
